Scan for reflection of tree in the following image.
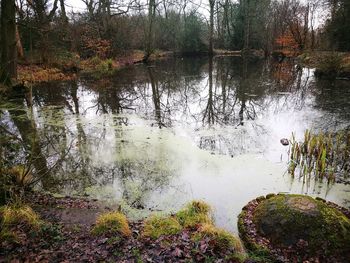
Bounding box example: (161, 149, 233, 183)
(70, 81, 90, 188)
(8, 91, 53, 189)
(269, 60, 311, 112)
(148, 67, 164, 128)
(114, 123, 174, 210)
(27, 82, 94, 193)
(219, 64, 230, 124)
(202, 56, 215, 126)
(271, 60, 303, 92)
(199, 57, 266, 128)
(313, 78, 350, 130)
(0, 56, 319, 197)
(95, 85, 136, 117)
(238, 56, 249, 126)
(70, 82, 80, 114)
(198, 56, 268, 154)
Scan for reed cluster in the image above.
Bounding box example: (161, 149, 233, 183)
(288, 130, 350, 184)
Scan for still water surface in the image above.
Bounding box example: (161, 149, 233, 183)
(2, 56, 350, 232)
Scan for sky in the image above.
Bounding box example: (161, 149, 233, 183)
(65, 0, 326, 27)
(65, 0, 86, 12)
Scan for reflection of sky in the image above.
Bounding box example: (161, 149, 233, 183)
(5, 57, 350, 233)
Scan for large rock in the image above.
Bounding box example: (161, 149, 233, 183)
(238, 194, 350, 262)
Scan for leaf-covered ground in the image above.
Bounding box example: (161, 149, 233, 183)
(1, 193, 244, 263)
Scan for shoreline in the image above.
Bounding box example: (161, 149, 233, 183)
(16, 49, 261, 85)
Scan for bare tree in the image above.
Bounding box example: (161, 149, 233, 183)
(287, 0, 309, 51)
(26, 0, 59, 63)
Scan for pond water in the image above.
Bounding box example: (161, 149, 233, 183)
(2, 56, 350, 233)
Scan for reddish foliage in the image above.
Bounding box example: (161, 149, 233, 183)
(79, 25, 111, 59)
(18, 65, 77, 83)
(275, 30, 300, 57)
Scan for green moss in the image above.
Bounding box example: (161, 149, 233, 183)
(238, 210, 271, 260)
(224, 253, 247, 263)
(143, 215, 182, 239)
(92, 211, 131, 237)
(253, 194, 350, 255)
(176, 200, 213, 228)
(246, 251, 276, 263)
(255, 196, 265, 202)
(237, 210, 247, 241)
(265, 193, 276, 199)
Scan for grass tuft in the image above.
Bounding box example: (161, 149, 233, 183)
(175, 200, 213, 228)
(92, 211, 131, 237)
(0, 204, 41, 242)
(1, 204, 41, 228)
(194, 223, 244, 253)
(80, 56, 117, 78)
(143, 215, 182, 239)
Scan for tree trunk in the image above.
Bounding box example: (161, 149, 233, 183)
(243, 0, 250, 53)
(209, 0, 215, 55)
(310, 4, 315, 50)
(1, 0, 17, 84)
(59, 0, 68, 24)
(16, 25, 24, 59)
(145, 0, 156, 62)
(330, 0, 339, 21)
(302, 4, 309, 50)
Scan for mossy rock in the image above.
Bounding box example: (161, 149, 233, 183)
(238, 194, 350, 261)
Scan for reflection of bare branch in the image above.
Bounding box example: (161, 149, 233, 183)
(0, 125, 23, 142)
(28, 137, 75, 187)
